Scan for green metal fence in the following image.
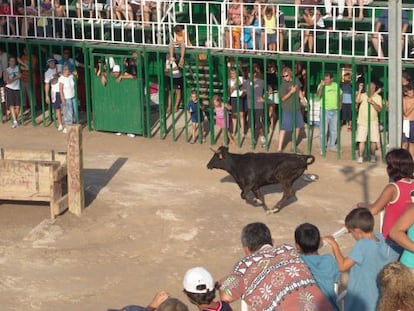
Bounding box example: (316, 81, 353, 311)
(2, 39, 414, 162)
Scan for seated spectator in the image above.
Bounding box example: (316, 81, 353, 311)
(143, 1, 157, 26)
(15, 2, 37, 36)
(377, 261, 414, 311)
(295, 223, 340, 310)
(297, 8, 325, 53)
(323, 207, 394, 311)
(108, 291, 188, 311)
(76, 0, 94, 23)
(225, 0, 244, 50)
(0, 0, 16, 36)
(219, 222, 334, 310)
(371, 9, 408, 58)
(113, 0, 133, 26)
(183, 267, 232, 311)
(323, 0, 345, 20)
(345, 0, 373, 20)
(53, 0, 65, 38)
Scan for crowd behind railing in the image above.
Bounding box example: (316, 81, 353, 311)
(1, 0, 414, 59)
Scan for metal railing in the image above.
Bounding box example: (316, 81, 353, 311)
(1, 1, 414, 60)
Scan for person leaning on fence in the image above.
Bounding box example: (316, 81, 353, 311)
(340, 72, 352, 131)
(169, 25, 191, 68)
(294, 223, 340, 311)
(323, 207, 393, 311)
(219, 222, 334, 310)
(357, 148, 414, 261)
(183, 267, 232, 311)
(403, 84, 414, 160)
(355, 80, 382, 164)
(44, 57, 63, 131)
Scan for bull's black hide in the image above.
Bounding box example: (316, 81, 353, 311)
(207, 146, 315, 213)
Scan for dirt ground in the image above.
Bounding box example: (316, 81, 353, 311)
(0, 120, 388, 311)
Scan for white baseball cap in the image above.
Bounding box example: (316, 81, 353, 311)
(183, 267, 215, 294)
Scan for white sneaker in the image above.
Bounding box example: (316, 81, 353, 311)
(337, 14, 343, 20)
(113, 22, 122, 27)
(94, 20, 101, 24)
(357, 156, 363, 164)
(115, 132, 122, 136)
(127, 133, 135, 138)
(411, 48, 414, 56)
(62, 128, 67, 134)
(57, 124, 64, 131)
(87, 19, 93, 24)
(370, 155, 376, 163)
(11, 121, 18, 128)
(323, 14, 332, 19)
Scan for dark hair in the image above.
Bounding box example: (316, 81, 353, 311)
(294, 223, 320, 253)
(345, 207, 374, 233)
(241, 222, 272, 252)
(183, 290, 216, 306)
(386, 148, 414, 181)
(405, 84, 414, 92)
(325, 72, 333, 79)
(174, 25, 184, 33)
(158, 298, 189, 311)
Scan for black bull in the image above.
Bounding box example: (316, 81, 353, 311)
(207, 146, 315, 214)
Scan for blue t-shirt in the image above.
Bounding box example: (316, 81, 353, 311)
(187, 100, 204, 123)
(341, 83, 352, 104)
(345, 233, 393, 311)
(301, 254, 340, 311)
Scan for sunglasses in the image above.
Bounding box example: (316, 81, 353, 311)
(282, 74, 289, 78)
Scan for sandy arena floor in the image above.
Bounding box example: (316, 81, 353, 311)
(0, 119, 388, 311)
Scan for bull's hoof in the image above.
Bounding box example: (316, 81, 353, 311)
(265, 207, 281, 215)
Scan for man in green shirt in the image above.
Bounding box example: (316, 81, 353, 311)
(317, 72, 342, 153)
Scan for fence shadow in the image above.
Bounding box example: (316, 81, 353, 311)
(83, 157, 128, 207)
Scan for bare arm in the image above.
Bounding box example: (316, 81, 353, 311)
(323, 236, 355, 272)
(389, 206, 414, 252)
(358, 184, 396, 215)
(44, 82, 50, 104)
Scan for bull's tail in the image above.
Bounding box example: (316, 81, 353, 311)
(305, 155, 315, 166)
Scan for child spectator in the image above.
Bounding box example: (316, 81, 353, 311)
(377, 261, 414, 311)
(212, 95, 234, 145)
(295, 223, 340, 311)
(0, 0, 16, 36)
(355, 80, 382, 163)
(228, 66, 246, 139)
(187, 90, 205, 144)
(357, 148, 414, 260)
(262, 5, 276, 52)
(183, 267, 232, 311)
(4, 55, 21, 128)
(340, 72, 352, 131)
(324, 207, 393, 311)
(403, 84, 414, 159)
(225, 0, 243, 50)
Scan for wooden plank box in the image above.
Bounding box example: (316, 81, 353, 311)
(0, 159, 68, 219)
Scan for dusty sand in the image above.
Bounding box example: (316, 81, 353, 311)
(0, 120, 388, 311)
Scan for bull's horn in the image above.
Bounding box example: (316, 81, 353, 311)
(210, 147, 218, 153)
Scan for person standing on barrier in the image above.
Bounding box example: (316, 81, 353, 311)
(317, 72, 342, 154)
(276, 67, 305, 153)
(58, 65, 76, 134)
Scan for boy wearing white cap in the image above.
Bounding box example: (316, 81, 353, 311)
(183, 267, 232, 311)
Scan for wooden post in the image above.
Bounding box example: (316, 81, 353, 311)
(66, 125, 84, 216)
